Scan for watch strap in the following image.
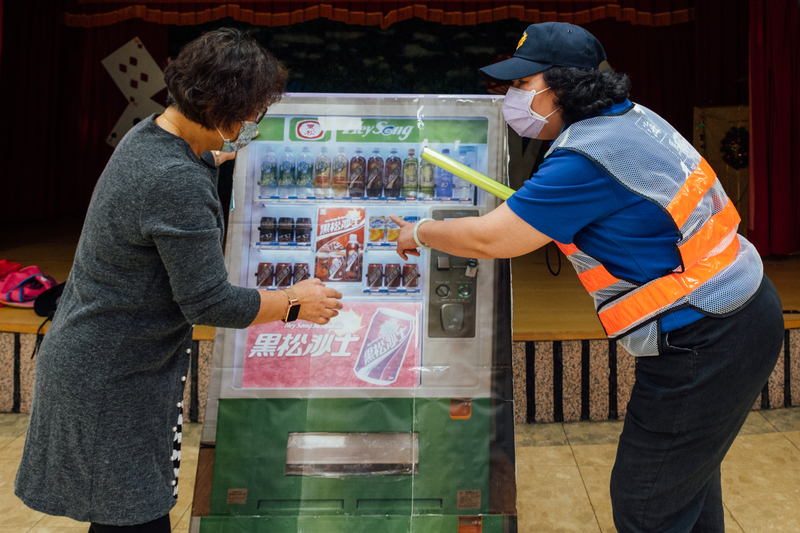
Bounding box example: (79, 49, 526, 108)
(282, 287, 301, 322)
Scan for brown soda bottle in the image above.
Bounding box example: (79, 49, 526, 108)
(384, 148, 402, 198)
(331, 146, 348, 198)
(366, 148, 384, 198)
(348, 148, 366, 198)
(344, 234, 360, 281)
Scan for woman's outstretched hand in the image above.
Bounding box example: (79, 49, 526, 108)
(389, 215, 422, 261)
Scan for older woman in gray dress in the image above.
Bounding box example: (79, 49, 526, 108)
(15, 28, 343, 533)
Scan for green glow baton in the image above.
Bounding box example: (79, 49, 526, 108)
(421, 147, 515, 201)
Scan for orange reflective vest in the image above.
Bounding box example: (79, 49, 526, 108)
(546, 104, 762, 350)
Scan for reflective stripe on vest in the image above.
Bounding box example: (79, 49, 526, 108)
(547, 103, 758, 339)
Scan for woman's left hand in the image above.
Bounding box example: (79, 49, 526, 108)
(389, 215, 421, 261)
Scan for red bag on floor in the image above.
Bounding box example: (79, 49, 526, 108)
(0, 265, 58, 308)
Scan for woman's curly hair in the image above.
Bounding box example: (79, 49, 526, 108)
(542, 67, 631, 125)
(164, 28, 288, 131)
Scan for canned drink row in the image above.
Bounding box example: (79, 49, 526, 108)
(366, 263, 419, 289)
(255, 262, 311, 288)
(259, 217, 313, 244)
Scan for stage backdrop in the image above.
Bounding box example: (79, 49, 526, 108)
(0, 0, 769, 250)
(749, 0, 800, 256)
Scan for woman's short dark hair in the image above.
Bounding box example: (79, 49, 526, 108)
(164, 28, 288, 131)
(542, 67, 631, 125)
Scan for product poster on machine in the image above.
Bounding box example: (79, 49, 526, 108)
(242, 301, 422, 389)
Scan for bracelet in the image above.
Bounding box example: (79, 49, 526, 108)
(413, 218, 435, 250)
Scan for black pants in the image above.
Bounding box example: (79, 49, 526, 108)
(89, 514, 170, 533)
(610, 276, 785, 532)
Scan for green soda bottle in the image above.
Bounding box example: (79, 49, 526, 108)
(402, 148, 419, 198)
(418, 154, 435, 199)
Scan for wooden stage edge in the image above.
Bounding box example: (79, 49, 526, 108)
(2, 217, 799, 340)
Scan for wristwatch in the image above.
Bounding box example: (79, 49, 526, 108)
(282, 287, 301, 323)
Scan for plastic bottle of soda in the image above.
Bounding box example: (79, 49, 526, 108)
(259, 146, 278, 195)
(402, 148, 419, 199)
(344, 234, 360, 281)
(348, 148, 366, 198)
(295, 147, 314, 198)
(279, 147, 295, 197)
(453, 149, 473, 200)
(314, 147, 331, 198)
(366, 148, 384, 198)
(434, 148, 453, 198)
(384, 148, 402, 198)
(331, 147, 348, 198)
(418, 151, 435, 199)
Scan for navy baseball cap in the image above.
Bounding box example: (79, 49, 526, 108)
(479, 22, 607, 82)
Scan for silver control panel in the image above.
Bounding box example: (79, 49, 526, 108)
(427, 208, 480, 338)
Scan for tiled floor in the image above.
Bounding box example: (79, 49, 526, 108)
(3, 408, 800, 532)
(0, 415, 201, 533)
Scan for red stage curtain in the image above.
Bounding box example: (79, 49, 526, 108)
(64, 1, 695, 29)
(749, 0, 800, 256)
(0, 0, 168, 222)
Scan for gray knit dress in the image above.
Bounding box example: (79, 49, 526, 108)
(14, 115, 260, 525)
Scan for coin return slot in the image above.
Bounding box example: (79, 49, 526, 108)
(357, 499, 443, 511)
(257, 499, 343, 511)
(285, 432, 419, 476)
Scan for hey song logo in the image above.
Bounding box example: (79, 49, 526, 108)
(296, 120, 324, 140)
(340, 120, 416, 142)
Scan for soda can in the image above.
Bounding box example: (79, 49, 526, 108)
(275, 263, 292, 287)
(260, 217, 277, 243)
(367, 263, 383, 288)
(278, 217, 295, 243)
(293, 263, 310, 284)
(328, 251, 345, 281)
(384, 263, 401, 287)
(369, 216, 385, 242)
(401, 264, 419, 288)
(295, 218, 313, 243)
(255, 262, 274, 287)
(314, 252, 329, 280)
(354, 308, 416, 385)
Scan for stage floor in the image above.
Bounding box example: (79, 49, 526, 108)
(2, 215, 799, 340)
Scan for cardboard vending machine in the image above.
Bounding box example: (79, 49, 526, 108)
(191, 95, 517, 533)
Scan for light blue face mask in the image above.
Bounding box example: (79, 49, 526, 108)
(217, 120, 259, 153)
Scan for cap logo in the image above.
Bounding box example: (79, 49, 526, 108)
(516, 31, 527, 50)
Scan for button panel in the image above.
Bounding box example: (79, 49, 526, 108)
(427, 208, 480, 338)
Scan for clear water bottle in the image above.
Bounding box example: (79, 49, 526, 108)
(434, 148, 453, 198)
(259, 146, 278, 196)
(278, 147, 295, 197)
(453, 149, 473, 200)
(295, 147, 314, 198)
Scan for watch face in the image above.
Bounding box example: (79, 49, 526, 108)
(286, 304, 301, 322)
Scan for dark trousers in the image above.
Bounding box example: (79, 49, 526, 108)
(610, 276, 785, 532)
(88, 514, 170, 533)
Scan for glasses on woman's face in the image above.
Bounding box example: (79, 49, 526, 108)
(254, 108, 268, 124)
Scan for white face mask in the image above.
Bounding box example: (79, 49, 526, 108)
(502, 86, 561, 139)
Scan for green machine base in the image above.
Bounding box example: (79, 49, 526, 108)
(199, 514, 506, 533)
(203, 397, 504, 532)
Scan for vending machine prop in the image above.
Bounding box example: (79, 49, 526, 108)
(191, 95, 516, 533)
